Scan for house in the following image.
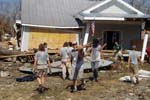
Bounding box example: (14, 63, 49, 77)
(21, 0, 150, 51)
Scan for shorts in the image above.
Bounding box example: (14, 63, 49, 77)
(130, 64, 139, 76)
(35, 65, 48, 77)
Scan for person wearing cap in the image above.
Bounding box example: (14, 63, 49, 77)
(128, 45, 141, 84)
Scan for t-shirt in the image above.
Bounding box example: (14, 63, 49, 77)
(129, 50, 141, 65)
(35, 51, 49, 64)
(60, 47, 69, 62)
(91, 45, 101, 61)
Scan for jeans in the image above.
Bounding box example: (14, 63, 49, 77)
(91, 61, 100, 79)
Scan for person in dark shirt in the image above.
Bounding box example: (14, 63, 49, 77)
(113, 41, 123, 61)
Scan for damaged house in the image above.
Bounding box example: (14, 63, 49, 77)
(21, 0, 150, 51)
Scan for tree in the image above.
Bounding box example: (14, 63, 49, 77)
(0, 0, 21, 38)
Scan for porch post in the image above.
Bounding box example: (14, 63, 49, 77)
(83, 22, 90, 45)
(141, 33, 148, 62)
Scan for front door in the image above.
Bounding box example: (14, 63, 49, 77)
(103, 31, 121, 50)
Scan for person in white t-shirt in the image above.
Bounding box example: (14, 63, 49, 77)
(128, 45, 141, 84)
(60, 42, 71, 80)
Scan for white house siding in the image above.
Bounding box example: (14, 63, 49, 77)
(21, 26, 30, 51)
(92, 22, 141, 49)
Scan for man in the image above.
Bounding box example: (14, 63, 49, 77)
(128, 45, 141, 84)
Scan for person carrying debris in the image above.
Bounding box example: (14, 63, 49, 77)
(128, 45, 141, 84)
(33, 43, 51, 93)
(60, 42, 71, 80)
(71, 43, 87, 92)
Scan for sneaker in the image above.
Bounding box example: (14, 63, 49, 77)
(37, 85, 44, 94)
(41, 86, 49, 91)
(71, 87, 78, 93)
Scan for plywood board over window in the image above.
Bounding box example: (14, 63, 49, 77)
(28, 28, 77, 49)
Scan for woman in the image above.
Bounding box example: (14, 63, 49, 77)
(91, 38, 102, 82)
(33, 43, 51, 93)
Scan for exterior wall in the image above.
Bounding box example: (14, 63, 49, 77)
(21, 27, 79, 51)
(21, 26, 30, 51)
(89, 22, 141, 49)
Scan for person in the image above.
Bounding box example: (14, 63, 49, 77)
(33, 43, 51, 93)
(113, 41, 123, 62)
(71, 45, 86, 92)
(60, 42, 71, 80)
(43, 42, 48, 53)
(128, 45, 141, 84)
(90, 38, 105, 82)
(66, 42, 74, 79)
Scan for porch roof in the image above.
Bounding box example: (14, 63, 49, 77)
(77, 13, 150, 21)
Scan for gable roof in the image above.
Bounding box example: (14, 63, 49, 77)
(21, 0, 98, 28)
(82, 0, 144, 15)
(78, 0, 150, 21)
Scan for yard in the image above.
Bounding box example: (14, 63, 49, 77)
(0, 60, 149, 100)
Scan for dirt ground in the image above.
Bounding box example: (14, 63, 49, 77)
(0, 60, 150, 100)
